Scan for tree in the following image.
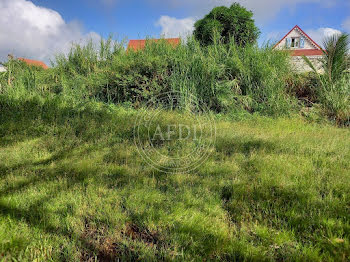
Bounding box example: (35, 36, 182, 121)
(193, 3, 260, 46)
(304, 33, 350, 85)
(303, 33, 350, 125)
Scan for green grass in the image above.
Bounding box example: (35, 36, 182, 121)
(0, 37, 349, 261)
(1, 37, 298, 117)
(0, 98, 349, 261)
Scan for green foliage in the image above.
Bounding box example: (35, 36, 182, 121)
(286, 72, 319, 105)
(0, 37, 296, 116)
(0, 31, 350, 262)
(322, 33, 350, 84)
(303, 33, 350, 125)
(319, 76, 350, 125)
(193, 3, 260, 46)
(0, 97, 350, 261)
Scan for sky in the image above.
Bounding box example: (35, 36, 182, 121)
(0, 0, 349, 64)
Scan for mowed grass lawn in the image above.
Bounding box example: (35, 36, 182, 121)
(0, 102, 349, 261)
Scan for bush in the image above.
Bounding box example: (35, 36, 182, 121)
(0, 37, 298, 117)
(303, 33, 350, 125)
(319, 75, 350, 126)
(286, 72, 319, 106)
(193, 3, 260, 46)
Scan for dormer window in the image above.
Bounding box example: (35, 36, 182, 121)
(291, 37, 300, 48)
(285, 36, 305, 49)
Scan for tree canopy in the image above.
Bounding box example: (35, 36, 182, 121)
(193, 3, 260, 46)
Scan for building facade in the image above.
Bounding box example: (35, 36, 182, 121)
(274, 25, 324, 73)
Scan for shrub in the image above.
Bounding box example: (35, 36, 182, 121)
(286, 72, 319, 106)
(319, 76, 350, 125)
(193, 3, 260, 46)
(304, 33, 350, 125)
(1, 37, 298, 117)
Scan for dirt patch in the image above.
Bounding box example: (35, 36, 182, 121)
(80, 219, 123, 262)
(122, 222, 161, 247)
(80, 219, 165, 261)
(81, 242, 118, 262)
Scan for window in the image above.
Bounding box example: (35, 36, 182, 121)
(291, 37, 300, 48)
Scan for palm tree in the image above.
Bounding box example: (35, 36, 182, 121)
(303, 33, 350, 125)
(303, 33, 349, 85)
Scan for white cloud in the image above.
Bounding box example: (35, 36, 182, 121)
(342, 17, 350, 32)
(0, 0, 101, 64)
(306, 27, 341, 47)
(156, 16, 195, 38)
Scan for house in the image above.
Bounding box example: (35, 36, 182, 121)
(0, 65, 6, 72)
(127, 38, 181, 52)
(274, 25, 324, 72)
(18, 58, 48, 69)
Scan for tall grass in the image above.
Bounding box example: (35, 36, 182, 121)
(304, 33, 350, 125)
(1, 36, 350, 261)
(0, 37, 298, 116)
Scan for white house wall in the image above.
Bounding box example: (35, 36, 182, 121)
(291, 56, 323, 73)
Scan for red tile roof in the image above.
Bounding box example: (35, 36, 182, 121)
(127, 38, 181, 51)
(18, 58, 48, 69)
(290, 49, 324, 56)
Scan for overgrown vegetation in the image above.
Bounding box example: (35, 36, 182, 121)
(303, 33, 350, 125)
(1, 37, 297, 116)
(1, 35, 349, 124)
(0, 34, 350, 261)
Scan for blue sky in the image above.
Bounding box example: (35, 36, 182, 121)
(31, 0, 349, 40)
(0, 0, 349, 62)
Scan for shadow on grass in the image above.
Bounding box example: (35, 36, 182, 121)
(0, 157, 146, 261)
(2, 96, 349, 260)
(0, 126, 167, 260)
(215, 136, 279, 157)
(220, 183, 350, 259)
(0, 96, 136, 146)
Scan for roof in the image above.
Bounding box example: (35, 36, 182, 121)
(18, 58, 48, 69)
(274, 25, 323, 51)
(127, 38, 181, 51)
(290, 49, 324, 56)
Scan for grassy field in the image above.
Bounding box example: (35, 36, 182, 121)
(0, 99, 349, 261)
